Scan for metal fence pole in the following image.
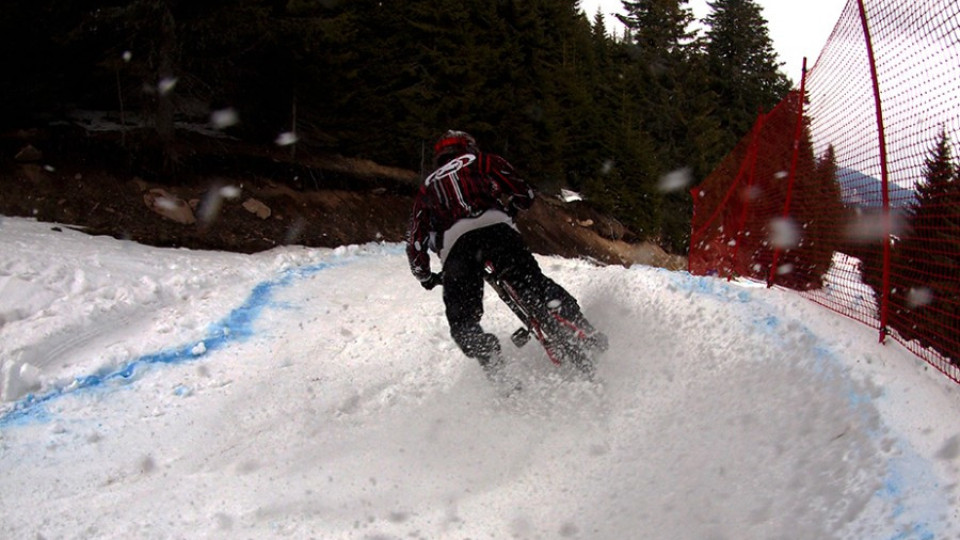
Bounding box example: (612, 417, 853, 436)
(857, 0, 892, 343)
(768, 59, 810, 288)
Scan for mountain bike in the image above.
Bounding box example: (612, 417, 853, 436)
(480, 260, 608, 378)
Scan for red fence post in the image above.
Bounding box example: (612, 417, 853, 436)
(768, 59, 809, 288)
(689, 114, 768, 278)
(728, 111, 767, 279)
(857, 0, 892, 344)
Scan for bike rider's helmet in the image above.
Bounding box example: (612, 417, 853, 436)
(433, 130, 478, 166)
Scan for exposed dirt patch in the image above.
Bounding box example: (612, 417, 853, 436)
(0, 127, 686, 270)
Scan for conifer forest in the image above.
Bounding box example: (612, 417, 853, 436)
(0, 0, 792, 253)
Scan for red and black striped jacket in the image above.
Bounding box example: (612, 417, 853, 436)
(406, 151, 535, 282)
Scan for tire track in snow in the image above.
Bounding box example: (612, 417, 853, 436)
(669, 272, 948, 540)
(0, 260, 343, 427)
(1, 241, 953, 538)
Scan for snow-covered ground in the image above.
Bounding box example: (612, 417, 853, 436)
(1, 216, 958, 539)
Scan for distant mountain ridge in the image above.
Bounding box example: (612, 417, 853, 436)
(838, 167, 916, 209)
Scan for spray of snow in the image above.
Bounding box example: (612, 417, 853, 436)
(210, 108, 240, 130)
(768, 217, 801, 249)
(157, 77, 178, 96)
(657, 167, 693, 193)
(276, 131, 299, 146)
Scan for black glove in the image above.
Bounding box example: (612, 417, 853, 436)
(420, 272, 442, 290)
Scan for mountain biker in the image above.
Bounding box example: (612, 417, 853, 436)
(406, 129, 605, 387)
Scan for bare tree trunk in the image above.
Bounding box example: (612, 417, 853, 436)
(290, 93, 298, 160)
(155, 0, 177, 176)
(116, 68, 126, 149)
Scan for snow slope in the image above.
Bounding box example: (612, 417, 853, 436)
(1, 216, 958, 539)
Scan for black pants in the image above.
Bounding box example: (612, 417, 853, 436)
(442, 223, 582, 366)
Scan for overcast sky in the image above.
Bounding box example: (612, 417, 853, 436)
(580, 0, 848, 83)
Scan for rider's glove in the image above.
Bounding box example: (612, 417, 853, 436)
(419, 272, 442, 290)
(504, 196, 520, 218)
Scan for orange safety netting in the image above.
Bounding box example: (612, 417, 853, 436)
(689, 0, 960, 383)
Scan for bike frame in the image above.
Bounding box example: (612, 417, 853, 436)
(482, 260, 589, 366)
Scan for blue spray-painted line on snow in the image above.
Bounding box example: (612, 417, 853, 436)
(0, 259, 343, 428)
(667, 272, 944, 539)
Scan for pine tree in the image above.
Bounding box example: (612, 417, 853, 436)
(616, 0, 698, 151)
(728, 91, 841, 290)
(888, 129, 960, 364)
(59, 0, 187, 174)
(792, 142, 845, 287)
(703, 0, 792, 149)
(614, 0, 716, 252)
(0, 0, 77, 128)
(617, 0, 697, 58)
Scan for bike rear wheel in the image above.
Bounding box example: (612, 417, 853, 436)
(483, 260, 605, 378)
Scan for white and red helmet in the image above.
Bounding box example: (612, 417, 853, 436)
(433, 130, 478, 162)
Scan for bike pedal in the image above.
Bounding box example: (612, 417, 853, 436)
(511, 327, 531, 348)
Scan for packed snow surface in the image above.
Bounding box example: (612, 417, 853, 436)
(1, 216, 958, 539)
